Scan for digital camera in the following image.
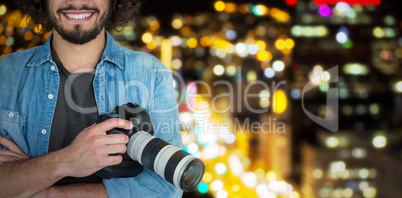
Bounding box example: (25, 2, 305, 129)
(96, 103, 205, 192)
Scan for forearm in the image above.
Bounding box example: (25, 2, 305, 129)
(50, 183, 108, 198)
(0, 118, 131, 198)
(0, 150, 67, 198)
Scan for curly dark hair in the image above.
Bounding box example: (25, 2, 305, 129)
(14, 0, 143, 32)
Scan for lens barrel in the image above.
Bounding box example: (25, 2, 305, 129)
(127, 131, 205, 191)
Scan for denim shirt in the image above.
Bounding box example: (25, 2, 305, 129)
(0, 31, 183, 198)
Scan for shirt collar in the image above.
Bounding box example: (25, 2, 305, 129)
(27, 31, 124, 70)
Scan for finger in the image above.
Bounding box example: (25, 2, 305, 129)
(93, 118, 133, 133)
(93, 144, 127, 156)
(0, 149, 29, 159)
(104, 155, 123, 166)
(104, 134, 129, 144)
(90, 134, 129, 148)
(104, 144, 127, 155)
(0, 136, 25, 155)
(0, 153, 28, 163)
(0, 155, 15, 162)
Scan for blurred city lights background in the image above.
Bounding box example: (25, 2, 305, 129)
(1, 0, 402, 197)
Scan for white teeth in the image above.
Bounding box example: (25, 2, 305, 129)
(65, 13, 92, 19)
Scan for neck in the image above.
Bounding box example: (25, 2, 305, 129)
(51, 29, 106, 73)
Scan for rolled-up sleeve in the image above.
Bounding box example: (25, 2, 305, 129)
(103, 56, 183, 198)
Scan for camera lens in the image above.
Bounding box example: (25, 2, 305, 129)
(180, 159, 204, 191)
(127, 131, 205, 191)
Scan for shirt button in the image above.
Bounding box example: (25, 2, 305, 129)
(48, 94, 54, 99)
(8, 112, 14, 117)
(51, 66, 56, 71)
(41, 129, 47, 134)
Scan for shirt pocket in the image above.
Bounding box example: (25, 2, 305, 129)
(0, 109, 28, 154)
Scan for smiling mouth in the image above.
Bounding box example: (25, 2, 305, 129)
(63, 13, 94, 20)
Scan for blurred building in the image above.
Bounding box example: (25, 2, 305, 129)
(290, 0, 400, 136)
(301, 130, 402, 198)
(287, 0, 402, 197)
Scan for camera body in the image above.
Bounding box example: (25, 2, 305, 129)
(96, 103, 153, 179)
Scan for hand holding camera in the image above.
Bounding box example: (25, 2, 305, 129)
(60, 118, 132, 178)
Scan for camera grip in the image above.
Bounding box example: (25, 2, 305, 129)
(95, 115, 144, 179)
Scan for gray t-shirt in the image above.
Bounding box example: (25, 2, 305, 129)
(49, 46, 102, 185)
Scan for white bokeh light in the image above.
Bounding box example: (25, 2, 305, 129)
(215, 163, 227, 175)
(272, 60, 285, 72)
(336, 32, 348, 43)
(213, 65, 225, 76)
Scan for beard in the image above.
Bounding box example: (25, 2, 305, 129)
(47, 4, 112, 45)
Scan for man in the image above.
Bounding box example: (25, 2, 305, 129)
(0, 0, 183, 197)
